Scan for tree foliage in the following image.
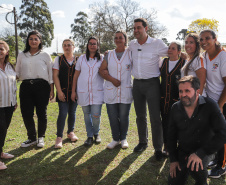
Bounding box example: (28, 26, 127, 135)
(17, 0, 54, 47)
(0, 27, 25, 58)
(70, 11, 92, 53)
(89, 0, 167, 53)
(188, 18, 219, 34)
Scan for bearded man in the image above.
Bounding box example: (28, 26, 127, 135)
(168, 75, 226, 185)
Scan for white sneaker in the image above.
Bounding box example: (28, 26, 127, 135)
(37, 137, 44, 148)
(107, 140, 120, 149)
(121, 139, 129, 149)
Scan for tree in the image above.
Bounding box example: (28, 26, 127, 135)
(90, 0, 167, 52)
(0, 27, 25, 58)
(17, 0, 54, 47)
(70, 11, 93, 53)
(188, 18, 219, 34)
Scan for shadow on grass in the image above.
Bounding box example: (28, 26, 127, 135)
(1, 144, 89, 184)
(97, 152, 141, 185)
(120, 156, 169, 185)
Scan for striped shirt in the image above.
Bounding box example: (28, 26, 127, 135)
(0, 63, 17, 107)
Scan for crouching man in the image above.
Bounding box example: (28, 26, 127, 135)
(168, 75, 226, 185)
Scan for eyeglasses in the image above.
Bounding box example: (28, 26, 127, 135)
(88, 42, 97, 46)
(29, 38, 40, 41)
(114, 37, 124, 40)
(199, 36, 211, 42)
(63, 44, 73, 47)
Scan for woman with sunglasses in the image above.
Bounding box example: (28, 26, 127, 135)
(71, 36, 104, 146)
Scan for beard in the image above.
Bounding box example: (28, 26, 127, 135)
(181, 93, 197, 107)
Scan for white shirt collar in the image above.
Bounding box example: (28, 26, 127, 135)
(134, 35, 153, 45)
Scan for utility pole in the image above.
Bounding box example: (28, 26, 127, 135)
(6, 7, 18, 60)
(13, 7, 18, 59)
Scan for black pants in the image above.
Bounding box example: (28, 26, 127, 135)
(0, 106, 15, 153)
(19, 79, 50, 141)
(216, 104, 226, 167)
(168, 151, 213, 185)
(132, 78, 163, 151)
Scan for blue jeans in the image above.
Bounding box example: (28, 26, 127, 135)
(82, 104, 102, 137)
(56, 101, 77, 137)
(106, 103, 131, 141)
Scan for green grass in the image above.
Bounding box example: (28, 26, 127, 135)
(0, 84, 225, 185)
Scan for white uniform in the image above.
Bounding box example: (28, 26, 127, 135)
(181, 56, 206, 77)
(104, 49, 133, 104)
(205, 50, 226, 102)
(76, 54, 104, 106)
(181, 56, 206, 96)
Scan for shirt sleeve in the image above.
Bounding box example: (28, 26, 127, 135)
(192, 57, 205, 72)
(75, 55, 82, 71)
(220, 51, 226, 77)
(45, 52, 53, 84)
(157, 39, 168, 57)
(52, 56, 59, 70)
(15, 52, 22, 79)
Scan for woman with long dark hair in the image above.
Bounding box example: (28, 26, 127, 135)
(0, 40, 17, 170)
(199, 29, 226, 178)
(181, 33, 206, 95)
(16, 30, 54, 148)
(71, 36, 104, 146)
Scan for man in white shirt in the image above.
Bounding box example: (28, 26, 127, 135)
(129, 18, 168, 160)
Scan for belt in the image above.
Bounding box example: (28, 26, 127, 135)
(134, 77, 159, 81)
(23, 79, 45, 84)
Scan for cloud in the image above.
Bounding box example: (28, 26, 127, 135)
(168, 8, 201, 21)
(51, 10, 65, 18)
(0, 4, 13, 13)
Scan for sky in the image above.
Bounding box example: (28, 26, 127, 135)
(0, 0, 226, 54)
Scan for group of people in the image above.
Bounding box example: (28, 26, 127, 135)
(0, 17, 226, 185)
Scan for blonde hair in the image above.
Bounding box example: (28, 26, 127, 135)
(62, 39, 75, 46)
(0, 40, 10, 64)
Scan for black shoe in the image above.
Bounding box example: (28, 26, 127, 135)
(133, 143, 148, 152)
(94, 135, 101, 143)
(84, 137, 93, 146)
(155, 151, 163, 161)
(208, 165, 226, 178)
(21, 139, 37, 147)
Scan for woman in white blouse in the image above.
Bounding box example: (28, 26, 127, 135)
(0, 40, 17, 170)
(16, 30, 54, 148)
(71, 36, 104, 146)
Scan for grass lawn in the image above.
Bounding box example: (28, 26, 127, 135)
(0, 83, 225, 185)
